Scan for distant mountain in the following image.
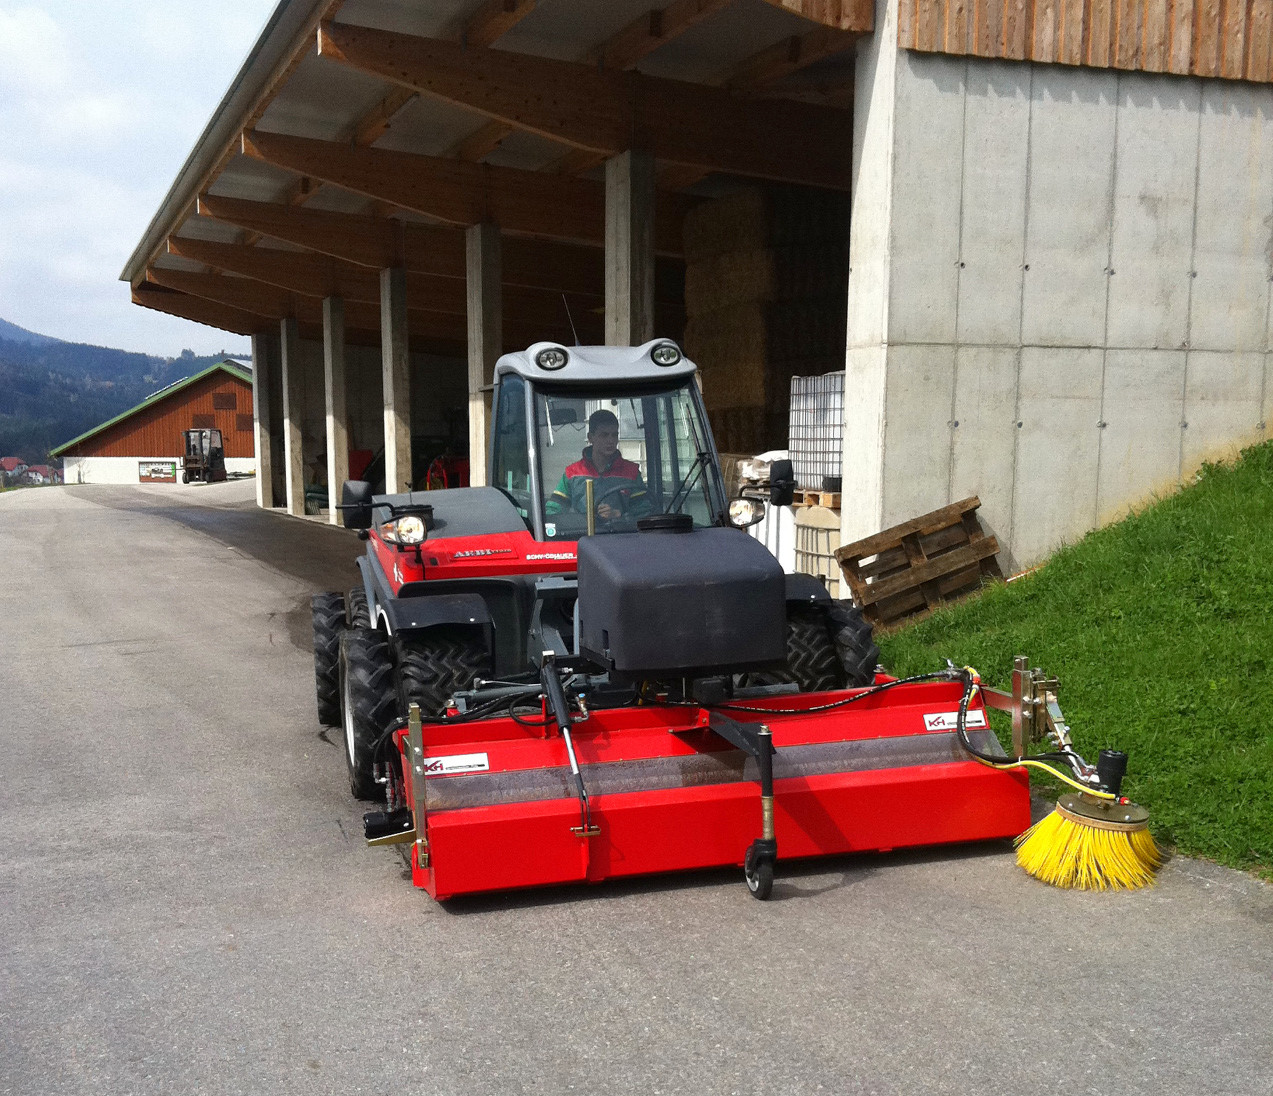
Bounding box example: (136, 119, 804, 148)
(0, 322, 248, 464)
(0, 318, 61, 347)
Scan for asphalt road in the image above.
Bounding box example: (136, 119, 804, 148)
(2, 481, 1271, 1096)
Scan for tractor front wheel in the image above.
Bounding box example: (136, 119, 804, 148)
(395, 630, 491, 718)
(339, 627, 396, 800)
(347, 584, 370, 628)
(311, 592, 346, 726)
(826, 600, 879, 687)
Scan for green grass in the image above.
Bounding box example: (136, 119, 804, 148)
(877, 440, 1273, 877)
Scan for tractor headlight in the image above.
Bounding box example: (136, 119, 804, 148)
(380, 515, 427, 544)
(728, 498, 765, 528)
(536, 347, 569, 370)
(651, 343, 682, 366)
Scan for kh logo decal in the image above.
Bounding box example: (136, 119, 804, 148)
(422, 752, 490, 776)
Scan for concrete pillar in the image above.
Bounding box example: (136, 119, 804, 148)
(466, 222, 502, 487)
(250, 330, 276, 509)
(323, 296, 349, 523)
(279, 315, 305, 517)
(380, 266, 411, 494)
(839, 0, 898, 549)
(604, 149, 656, 346)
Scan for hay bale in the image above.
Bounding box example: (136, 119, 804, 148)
(683, 189, 771, 263)
(684, 245, 849, 315)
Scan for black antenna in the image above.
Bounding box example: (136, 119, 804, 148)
(562, 294, 580, 346)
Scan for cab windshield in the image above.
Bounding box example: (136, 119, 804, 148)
(493, 377, 723, 541)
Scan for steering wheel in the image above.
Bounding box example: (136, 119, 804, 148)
(590, 483, 630, 519)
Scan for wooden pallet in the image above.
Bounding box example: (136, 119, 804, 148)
(792, 488, 841, 509)
(833, 497, 1002, 628)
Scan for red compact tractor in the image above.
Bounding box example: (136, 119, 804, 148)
(311, 341, 1032, 900)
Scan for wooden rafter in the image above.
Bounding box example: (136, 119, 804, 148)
(445, 120, 516, 161)
(240, 129, 692, 253)
(142, 270, 580, 350)
(465, 0, 538, 48)
(352, 85, 418, 145)
(275, 0, 538, 215)
(195, 195, 687, 301)
(131, 282, 268, 337)
(583, 0, 733, 69)
(165, 236, 614, 328)
(316, 21, 851, 189)
(726, 25, 860, 88)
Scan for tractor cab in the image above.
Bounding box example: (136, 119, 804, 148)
(489, 341, 742, 541)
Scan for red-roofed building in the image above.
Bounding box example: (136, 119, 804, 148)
(21, 465, 60, 485)
(1, 457, 28, 477)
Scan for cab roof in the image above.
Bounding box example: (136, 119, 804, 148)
(494, 341, 697, 386)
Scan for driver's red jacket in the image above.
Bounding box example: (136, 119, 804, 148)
(546, 446, 649, 514)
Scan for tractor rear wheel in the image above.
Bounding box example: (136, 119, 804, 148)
(312, 592, 346, 726)
(755, 602, 878, 693)
(780, 604, 844, 692)
(339, 627, 396, 800)
(347, 584, 370, 628)
(395, 630, 491, 718)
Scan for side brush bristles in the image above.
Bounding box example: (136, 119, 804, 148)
(1015, 799, 1161, 890)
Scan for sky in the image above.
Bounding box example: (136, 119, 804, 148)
(0, 1, 280, 358)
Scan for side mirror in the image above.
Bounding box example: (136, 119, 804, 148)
(768, 459, 795, 507)
(341, 480, 374, 530)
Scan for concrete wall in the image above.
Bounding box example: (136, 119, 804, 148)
(846, 0, 1273, 568)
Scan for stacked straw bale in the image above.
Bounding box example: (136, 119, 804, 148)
(682, 186, 849, 455)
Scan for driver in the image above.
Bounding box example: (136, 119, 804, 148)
(546, 409, 650, 519)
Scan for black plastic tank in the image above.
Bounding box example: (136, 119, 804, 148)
(577, 526, 786, 679)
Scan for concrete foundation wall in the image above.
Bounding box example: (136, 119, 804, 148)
(847, 2, 1273, 568)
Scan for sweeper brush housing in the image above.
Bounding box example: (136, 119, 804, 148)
(577, 527, 787, 678)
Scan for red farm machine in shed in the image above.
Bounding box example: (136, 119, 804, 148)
(309, 341, 1050, 901)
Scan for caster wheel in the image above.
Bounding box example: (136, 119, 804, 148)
(744, 845, 774, 900)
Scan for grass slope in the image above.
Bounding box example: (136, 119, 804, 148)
(878, 440, 1273, 877)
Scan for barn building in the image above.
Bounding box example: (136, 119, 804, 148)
(52, 360, 257, 484)
(122, 0, 1273, 569)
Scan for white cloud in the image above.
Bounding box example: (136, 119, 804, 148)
(0, 0, 275, 355)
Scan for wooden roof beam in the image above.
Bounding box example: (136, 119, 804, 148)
(584, 0, 734, 69)
(194, 195, 689, 300)
(144, 269, 585, 350)
(465, 0, 538, 48)
(239, 129, 691, 253)
(131, 282, 270, 337)
(316, 21, 851, 190)
(164, 236, 624, 329)
(727, 25, 860, 89)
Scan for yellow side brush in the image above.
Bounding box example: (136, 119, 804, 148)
(1016, 792, 1161, 890)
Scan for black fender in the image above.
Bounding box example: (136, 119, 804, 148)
(361, 552, 492, 637)
(784, 572, 831, 606)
